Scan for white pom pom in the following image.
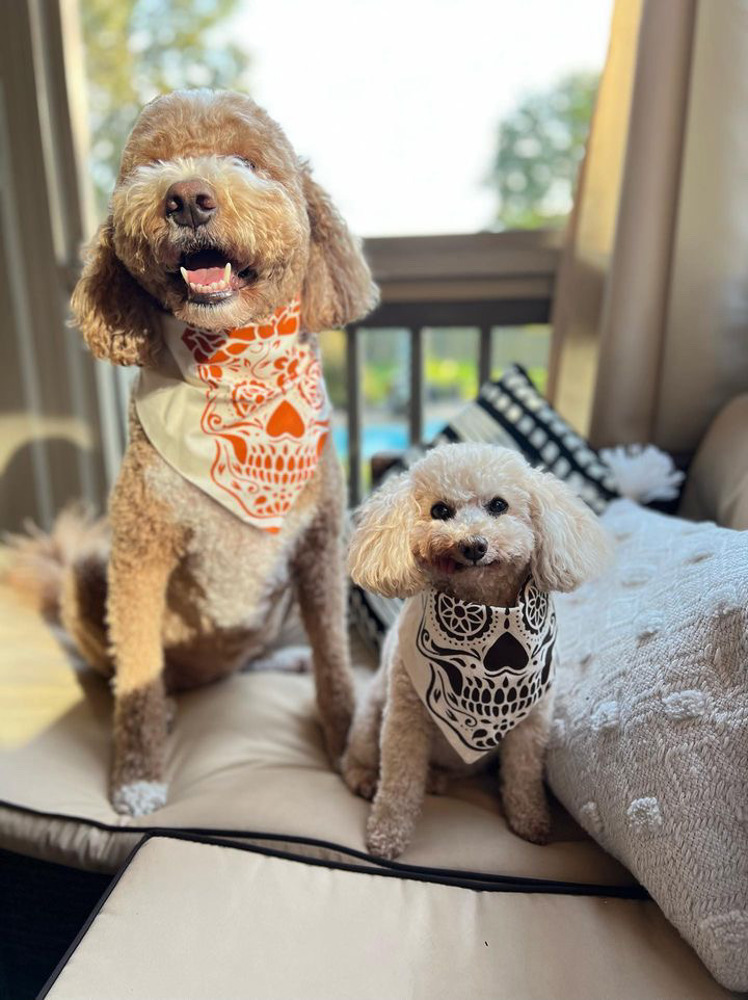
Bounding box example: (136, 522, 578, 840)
(599, 444, 685, 504)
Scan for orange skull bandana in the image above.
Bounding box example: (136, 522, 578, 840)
(134, 298, 331, 532)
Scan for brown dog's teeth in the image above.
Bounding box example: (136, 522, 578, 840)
(187, 279, 231, 295)
(179, 259, 244, 297)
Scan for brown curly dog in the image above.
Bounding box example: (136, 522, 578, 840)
(12, 89, 377, 816)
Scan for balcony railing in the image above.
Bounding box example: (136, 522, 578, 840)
(60, 229, 562, 509)
(346, 229, 562, 504)
(6, 6, 566, 528)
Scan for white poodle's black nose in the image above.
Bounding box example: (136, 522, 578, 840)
(165, 180, 217, 228)
(459, 537, 488, 563)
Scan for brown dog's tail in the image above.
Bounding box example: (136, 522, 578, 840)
(4, 505, 112, 673)
(4, 505, 105, 619)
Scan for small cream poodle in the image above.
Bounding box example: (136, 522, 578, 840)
(342, 443, 609, 859)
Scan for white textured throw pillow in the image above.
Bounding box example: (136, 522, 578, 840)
(547, 499, 748, 991)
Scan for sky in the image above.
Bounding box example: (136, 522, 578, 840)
(227, 0, 614, 237)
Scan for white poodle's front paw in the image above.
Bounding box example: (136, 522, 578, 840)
(366, 809, 412, 860)
(503, 788, 551, 845)
(112, 781, 168, 817)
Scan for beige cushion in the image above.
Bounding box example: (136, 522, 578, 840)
(680, 393, 748, 530)
(1, 578, 733, 995)
(41, 834, 733, 1000)
(0, 580, 625, 886)
(548, 499, 748, 991)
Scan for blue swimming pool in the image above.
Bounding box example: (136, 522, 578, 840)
(332, 419, 445, 459)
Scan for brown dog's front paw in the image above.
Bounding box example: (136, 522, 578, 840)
(366, 810, 412, 860)
(112, 781, 168, 817)
(341, 754, 378, 801)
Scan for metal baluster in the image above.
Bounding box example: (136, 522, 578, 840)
(409, 327, 424, 446)
(346, 324, 362, 506)
(479, 325, 492, 387)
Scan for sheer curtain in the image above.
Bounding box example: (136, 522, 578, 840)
(0, 0, 124, 532)
(548, 0, 748, 454)
(0, 0, 106, 532)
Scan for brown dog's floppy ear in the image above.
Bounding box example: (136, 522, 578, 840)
(529, 470, 612, 593)
(300, 164, 379, 332)
(348, 472, 424, 599)
(71, 220, 159, 367)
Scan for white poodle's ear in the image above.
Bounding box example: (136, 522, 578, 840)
(348, 473, 424, 598)
(529, 470, 611, 593)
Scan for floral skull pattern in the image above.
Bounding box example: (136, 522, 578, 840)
(400, 576, 557, 763)
(134, 297, 331, 532)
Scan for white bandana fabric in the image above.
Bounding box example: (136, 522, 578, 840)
(134, 298, 331, 533)
(399, 577, 557, 763)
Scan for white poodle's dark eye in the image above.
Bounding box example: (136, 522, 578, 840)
(430, 501, 454, 521)
(487, 497, 508, 516)
(234, 156, 257, 171)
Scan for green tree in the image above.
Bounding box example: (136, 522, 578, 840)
(80, 0, 250, 215)
(488, 72, 599, 230)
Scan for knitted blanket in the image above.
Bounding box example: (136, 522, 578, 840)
(548, 499, 748, 990)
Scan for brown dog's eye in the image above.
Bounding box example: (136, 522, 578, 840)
(487, 497, 508, 516)
(430, 501, 454, 521)
(234, 156, 257, 171)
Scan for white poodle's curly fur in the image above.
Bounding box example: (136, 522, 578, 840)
(343, 443, 611, 859)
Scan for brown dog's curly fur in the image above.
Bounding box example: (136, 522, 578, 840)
(18, 90, 377, 816)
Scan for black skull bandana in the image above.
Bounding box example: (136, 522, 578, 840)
(399, 576, 557, 763)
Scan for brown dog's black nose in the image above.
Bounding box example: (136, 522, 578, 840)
(165, 180, 217, 228)
(459, 537, 488, 564)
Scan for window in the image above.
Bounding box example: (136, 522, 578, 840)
(76, 0, 613, 494)
(79, 0, 612, 235)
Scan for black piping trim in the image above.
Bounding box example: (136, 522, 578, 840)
(36, 830, 650, 998)
(35, 835, 146, 999)
(1, 797, 647, 899)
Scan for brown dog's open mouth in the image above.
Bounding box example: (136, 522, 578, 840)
(178, 248, 258, 303)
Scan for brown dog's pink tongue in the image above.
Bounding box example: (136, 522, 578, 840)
(185, 267, 225, 285)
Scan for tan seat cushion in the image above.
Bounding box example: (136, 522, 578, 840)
(0, 580, 732, 995)
(40, 834, 732, 1000)
(0, 580, 626, 886)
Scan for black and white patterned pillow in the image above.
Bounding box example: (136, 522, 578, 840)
(349, 365, 620, 650)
